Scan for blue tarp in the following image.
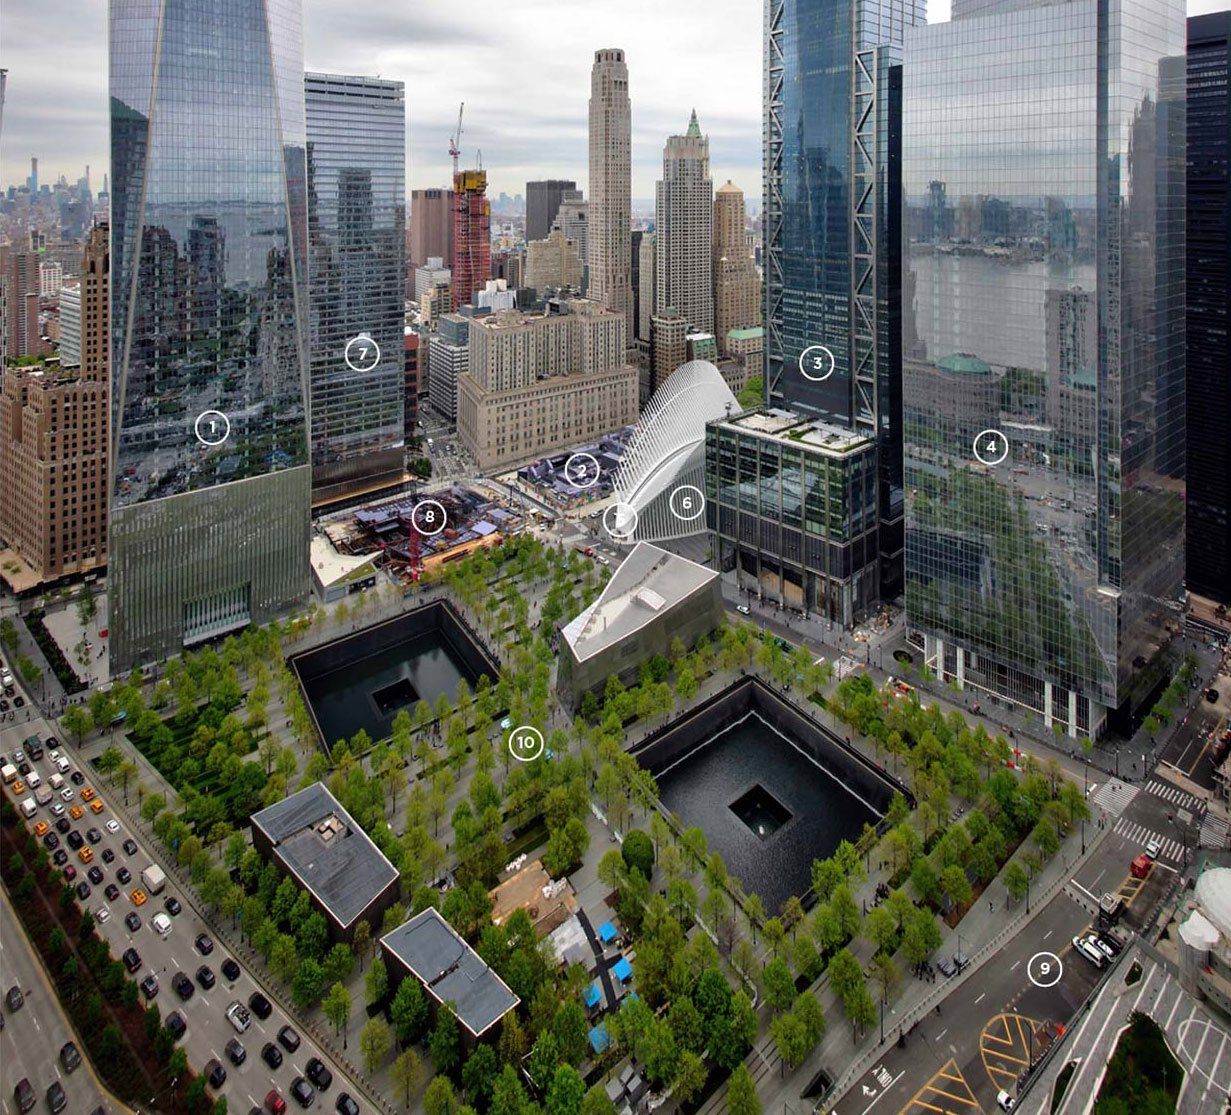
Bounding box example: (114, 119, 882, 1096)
(597, 921, 618, 943)
(612, 956, 633, 983)
(588, 1024, 611, 1054)
(583, 982, 602, 1009)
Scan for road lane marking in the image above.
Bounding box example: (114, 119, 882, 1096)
(974, 993, 985, 1005)
(857, 1071, 904, 1115)
(1042, 929, 1053, 940)
(1010, 960, 1020, 971)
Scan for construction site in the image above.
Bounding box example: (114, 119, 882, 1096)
(313, 484, 531, 593)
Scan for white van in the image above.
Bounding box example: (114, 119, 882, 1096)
(54, 756, 70, 775)
(19, 798, 37, 819)
(1072, 935, 1105, 968)
(49, 773, 65, 792)
(25, 770, 41, 790)
(1, 763, 16, 785)
(34, 786, 53, 807)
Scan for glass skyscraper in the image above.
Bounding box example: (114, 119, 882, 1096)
(109, 0, 311, 671)
(305, 72, 406, 502)
(763, 0, 922, 598)
(902, 0, 1187, 736)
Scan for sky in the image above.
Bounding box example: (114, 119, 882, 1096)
(0, 0, 1225, 206)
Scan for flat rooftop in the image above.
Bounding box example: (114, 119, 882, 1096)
(720, 407, 871, 454)
(382, 908, 520, 1037)
(250, 783, 398, 929)
(489, 860, 577, 937)
(560, 542, 718, 663)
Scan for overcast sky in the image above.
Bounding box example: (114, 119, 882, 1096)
(0, 0, 1224, 205)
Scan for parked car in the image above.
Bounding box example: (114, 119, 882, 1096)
(290, 1078, 315, 1109)
(334, 1095, 359, 1115)
(46, 1081, 67, 1114)
(195, 932, 214, 955)
(13, 1078, 35, 1114)
(165, 1011, 187, 1040)
(164, 896, 182, 916)
(226, 1037, 247, 1065)
(997, 1090, 1015, 1111)
(105, 883, 121, 901)
(305, 1058, 333, 1091)
(151, 912, 172, 937)
(87, 866, 104, 885)
(196, 965, 215, 990)
(122, 838, 137, 855)
(173, 972, 195, 1001)
(59, 1042, 81, 1073)
(226, 1000, 252, 1033)
(278, 1024, 301, 1053)
(266, 1090, 288, 1115)
(140, 974, 159, 1000)
(221, 957, 241, 982)
(125, 912, 142, 932)
(1072, 935, 1106, 969)
(206, 1058, 228, 1089)
(262, 1042, 284, 1070)
(6, 985, 25, 1011)
(116, 866, 132, 885)
(249, 991, 273, 1020)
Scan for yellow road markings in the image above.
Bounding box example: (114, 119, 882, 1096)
(980, 1013, 1039, 1092)
(901, 1059, 982, 1115)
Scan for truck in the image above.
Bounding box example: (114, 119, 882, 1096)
(140, 865, 167, 895)
(1098, 892, 1125, 928)
(1130, 854, 1153, 880)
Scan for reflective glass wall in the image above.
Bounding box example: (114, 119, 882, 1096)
(306, 73, 406, 500)
(902, 0, 1186, 733)
(110, 0, 311, 670)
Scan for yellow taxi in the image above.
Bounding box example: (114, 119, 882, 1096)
(33, 820, 49, 837)
(69, 804, 84, 820)
(80, 787, 96, 803)
(78, 846, 94, 864)
(130, 888, 147, 906)
(90, 799, 105, 815)
(11, 780, 25, 796)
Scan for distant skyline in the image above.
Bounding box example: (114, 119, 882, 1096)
(1, 0, 1225, 206)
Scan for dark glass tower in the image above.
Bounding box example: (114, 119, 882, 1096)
(1186, 13, 1231, 604)
(109, 0, 311, 671)
(526, 180, 577, 244)
(763, 0, 922, 598)
(902, 0, 1187, 736)
(305, 73, 406, 503)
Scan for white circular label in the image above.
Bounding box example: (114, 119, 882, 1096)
(973, 429, 1010, 467)
(799, 344, 836, 383)
(669, 485, 706, 522)
(508, 725, 545, 763)
(1027, 951, 1063, 988)
(411, 499, 447, 537)
(344, 334, 381, 373)
(563, 452, 601, 490)
(194, 410, 230, 447)
(602, 502, 638, 542)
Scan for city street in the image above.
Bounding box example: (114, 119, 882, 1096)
(1, 887, 113, 1115)
(1, 709, 371, 1115)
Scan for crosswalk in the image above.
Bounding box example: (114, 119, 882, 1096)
(1145, 778, 1204, 814)
(1092, 780, 1140, 817)
(1112, 816, 1185, 863)
(1200, 811, 1229, 850)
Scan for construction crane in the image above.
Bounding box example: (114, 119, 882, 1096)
(449, 102, 464, 178)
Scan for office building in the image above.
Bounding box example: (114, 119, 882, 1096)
(420, 283, 452, 331)
(404, 330, 419, 438)
(902, 0, 1187, 736)
(0, 244, 47, 361)
(526, 179, 577, 243)
(427, 313, 470, 422)
(414, 257, 451, 303)
(452, 169, 491, 310)
(0, 224, 109, 589)
(306, 73, 406, 504)
(649, 307, 687, 398)
(636, 231, 655, 344)
(251, 783, 400, 942)
(456, 298, 638, 471)
(491, 248, 524, 290)
(39, 261, 63, 297)
(109, 0, 311, 671)
(589, 49, 633, 332)
(551, 189, 588, 288)
(764, 0, 918, 600)
(558, 543, 723, 711)
(713, 181, 761, 355)
(410, 188, 453, 269)
(58, 281, 82, 368)
(1186, 11, 1231, 604)
(526, 228, 583, 293)
(655, 111, 713, 334)
(705, 408, 880, 623)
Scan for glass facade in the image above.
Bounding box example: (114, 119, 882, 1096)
(109, 0, 311, 670)
(305, 73, 406, 499)
(763, 0, 922, 597)
(902, 0, 1186, 734)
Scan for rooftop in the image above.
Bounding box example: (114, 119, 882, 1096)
(250, 783, 398, 929)
(488, 860, 577, 937)
(560, 542, 718, 663)
(382, 908, 520, 1037)
(720, 408, 871, 455)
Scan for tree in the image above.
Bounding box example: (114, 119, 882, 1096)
(62, 705, 92, 746)
(672, 1051, 707, 1106)
(321, 942, 355, 987)
(270, 934, 298, 983)
(552, 1001, 590, 1066)
(726, 1065, 761, 1115)
(423, 1076, 458, 1115)
(621, 829, 655, 880)
(547, 1066, 587, 1115)
(1004, 861, 1029, 904)
(429, 1004, 462, 1075)
(762, 957, 797, 1014)
(390, 977, 430, 1046)
(364, 955, 388, 1006)
(490, 1064, 533, 1115)
(352, 919, 372, 967)
(291, 957, 324, 1009)
(391, 1047, 424, 1108)
(581, 1085, 618, 1115)
(901, 908, 943, 967)
(461, 1043, 499, 1109)
(322, 982, 351, 1043)
(359, 1016, 391, 1074)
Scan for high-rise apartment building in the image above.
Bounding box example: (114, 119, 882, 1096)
(457, 298, 638, 471)
(655, 111, 713, 334)
(410, 188, 454, 269)
(0, 224, 109, 588)
(763, 0, 917, 602)
(588, 49, 633, 333)
(551, 189, 588, 289)
(713, 181, 760, 355)
(414, 257, 452, 303)
(526, 180, 577, 243)
(109, 0, 311, 671)
(1186, 11, 1231, 604)
(526, 229, 583, 293)
(427, 313, 470, 422)
(0, 244, 46, 361)
(452, 170, 491, 310)
(902, 0, 1187, 736)
(637, 232, 655, 344)
(306, 72, 406, 504)
(58, 281, 82, 368)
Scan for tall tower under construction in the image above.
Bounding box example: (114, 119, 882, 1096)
(452, 169, 491, 310)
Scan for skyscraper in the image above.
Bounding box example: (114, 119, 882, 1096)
(526, 180, 577, 243)
(452, 169, 491, 310)
(588, 49, 633, 333)
(655, 110, 713, 335)
(713, 181, 760, 355)
(410, 188, 454, 270)
(109, 0, 311, 670)
(902, 0, 1186, 736)
(764, 0, 918, 598)
(305, 72, 406, 504)
(1185, 12, 1231, 604)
